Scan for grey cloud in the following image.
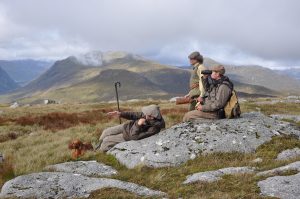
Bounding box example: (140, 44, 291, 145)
(0, 0, 300, 67)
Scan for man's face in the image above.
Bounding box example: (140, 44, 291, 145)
(189, 59, 197, 65)
(211, 71, 221, 80)
(145, 115, 155, 120)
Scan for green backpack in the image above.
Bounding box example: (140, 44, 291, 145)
(224, 90, 241, 119)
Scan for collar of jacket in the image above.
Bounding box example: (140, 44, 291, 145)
(192, 62, 201, 70)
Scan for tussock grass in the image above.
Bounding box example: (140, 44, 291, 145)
(0, 99, 300, 198)
(0, 155, 15, 189)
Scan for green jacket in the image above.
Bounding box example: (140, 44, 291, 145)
(202, 76, 233, 112)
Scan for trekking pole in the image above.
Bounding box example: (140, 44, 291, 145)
(115, 82, 121, 124)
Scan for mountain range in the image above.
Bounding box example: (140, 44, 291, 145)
(0, 66, 19, 94)
(0, 59, 52, 86)
(0, 51, 300, 104)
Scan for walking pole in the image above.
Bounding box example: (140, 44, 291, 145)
(115, 82, 121, 124)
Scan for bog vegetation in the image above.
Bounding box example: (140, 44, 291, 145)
(0, 99, 300, 198)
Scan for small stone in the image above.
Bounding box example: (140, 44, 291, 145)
(190, 153, 196, 160)
(251, 158, 263, 163)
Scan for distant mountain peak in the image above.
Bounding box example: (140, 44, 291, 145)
(73, 51, 147, 67)
(74, 51, 103, 66)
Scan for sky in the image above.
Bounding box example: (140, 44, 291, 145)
(0, 0, 299, 68)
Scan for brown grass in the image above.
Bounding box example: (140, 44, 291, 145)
(0, 155, 15, 188)
(11, 108, 118, 131)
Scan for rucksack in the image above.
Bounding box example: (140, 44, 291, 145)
(224, 90, 241, 119)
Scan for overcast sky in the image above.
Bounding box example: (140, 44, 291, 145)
(0, 0, 299, 68)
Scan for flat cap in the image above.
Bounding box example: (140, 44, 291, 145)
(188, 51, 203, 61)
(212, 65, 225, 75)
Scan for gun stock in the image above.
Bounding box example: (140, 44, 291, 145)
(176, 97, 192, 105)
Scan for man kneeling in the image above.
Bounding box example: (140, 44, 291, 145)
(183, 65, 233, 121)
(97, 105, 165, 152)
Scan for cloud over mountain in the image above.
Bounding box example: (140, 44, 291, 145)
(0, 0, 299, 68)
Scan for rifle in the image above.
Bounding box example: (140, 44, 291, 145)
(176, 97, 193, 105)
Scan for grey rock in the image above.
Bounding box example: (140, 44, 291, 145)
(108, 112, 300, 168)
(44, 161, 118, 177)
(276, 148, 300, 161)
(0, 172, 166, 198)
(271, 114, 300, 123)
(183, 167, 255, 184)
(9, 102, 19, 108)
(258, 172, 300, 199)
(256, 161, 300, 176)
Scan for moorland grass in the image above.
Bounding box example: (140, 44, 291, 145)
(0, 99, 300, 198)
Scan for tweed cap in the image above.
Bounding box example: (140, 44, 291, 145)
(188, 51, 203, 62)
(212, 65, 225, 75)
(142, 105, 161, 119)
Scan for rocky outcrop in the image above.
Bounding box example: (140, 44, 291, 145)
(256, 161, 300, 176)
(258, 173, 300, 199)
(271, 114, 300, 123)
(44, 161, 118, 177)
(276, 148, 300, 161)
(183, 167, 255, 184)
(108, 112, 300, 169)
(0, 172, 166, 198)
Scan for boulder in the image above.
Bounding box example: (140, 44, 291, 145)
(0, 172, 166, 198)
(276, 148, 300, 161)
(44, 161, 118, 177)
(258, 172, 300, 199)
(108, 112, 300, 168)
(183, 167, 255, 184)
(256, 161, 300, 176)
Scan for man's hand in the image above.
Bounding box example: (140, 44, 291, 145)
(196, 104, 203, 111)
(184, 94, 190, 98)
(138, 118, 146, 126)
(197, 97, 204, 103)
(107, 111, 121, 118)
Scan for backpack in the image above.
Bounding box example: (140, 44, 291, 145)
(224, 90, 241, 119)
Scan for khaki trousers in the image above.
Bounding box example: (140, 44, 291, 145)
(189, 100, 198, 111)
(99, 124, 126, 152)
(183, 110, 218, 122)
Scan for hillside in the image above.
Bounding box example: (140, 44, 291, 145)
(1, 51, 298, 103)
(275, 68, 300, 80)
(225, 65, 300, 93)
(0, 66, 19, 94)
(41, 69, 170, 102)
(0, 60, 52, 86)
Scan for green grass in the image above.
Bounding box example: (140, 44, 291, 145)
(0, 99, 300, 198)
